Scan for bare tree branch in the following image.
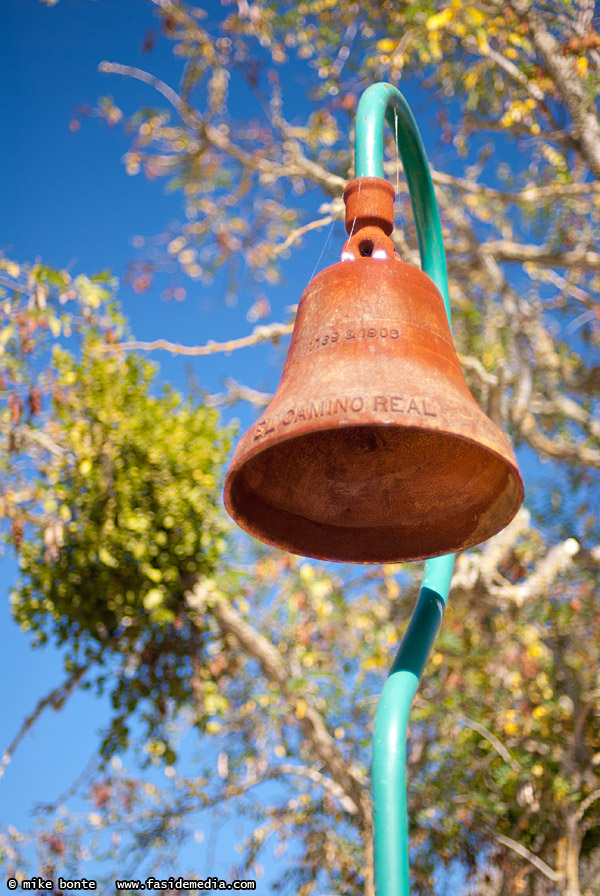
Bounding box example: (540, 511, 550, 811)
(517, 412, 600, 470)
(495, 832, 561, 882)
(458, 714, 521, 771)
(0, 661, 92, 783)
(185, 583, 374, 894)
(101, 321, 293, 358)
(473, 240, 600, 272)
(431, 169, 600, 204)
(511, 1, 600, 178)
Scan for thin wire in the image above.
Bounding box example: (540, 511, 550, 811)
(394, 107, 400, 200)
(309, 214, 339, 282)
(347, 177, 361, 242)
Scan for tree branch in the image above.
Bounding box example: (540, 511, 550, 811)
(185, 582, 374, 883)
(458, 714, 521, 771)
(99, 61, 199, 130)
(511, 1, 600, 178)
(517, 412, 600, 470)
(474, 240, 600, 272)
(0, 660, 92, 783)
(494, 832, 561, 882)
(498, 537, 581, 605)
(431, 169, 600, 204)
(205, 377, 272, 409)
(101, 321, 293, 358)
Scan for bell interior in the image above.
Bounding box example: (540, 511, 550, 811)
(227, 425, 521, 563)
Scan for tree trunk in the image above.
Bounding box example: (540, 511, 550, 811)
(564, 813, 582, 896)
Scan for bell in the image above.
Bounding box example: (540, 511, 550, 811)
(224, 177, 524, 563)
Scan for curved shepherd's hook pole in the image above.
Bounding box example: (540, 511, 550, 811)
(355, 83, 456, 895)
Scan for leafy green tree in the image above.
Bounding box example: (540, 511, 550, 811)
(2, 1, 600, 895)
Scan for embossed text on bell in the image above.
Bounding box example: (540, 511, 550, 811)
(224, 176, 524, 563)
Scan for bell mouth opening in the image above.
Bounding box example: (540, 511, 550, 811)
(224, 425, 524, 564)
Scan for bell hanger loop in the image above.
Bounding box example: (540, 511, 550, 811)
(353, 82, 451, 322)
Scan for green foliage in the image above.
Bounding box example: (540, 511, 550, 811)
(10, 342, 234, 758)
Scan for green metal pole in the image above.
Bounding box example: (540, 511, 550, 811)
(355, 83, 456, 896)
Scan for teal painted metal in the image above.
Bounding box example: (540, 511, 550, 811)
(372, 555, 454, 896)
(355, 82, 451, 325)
(356, 83, 456, 895)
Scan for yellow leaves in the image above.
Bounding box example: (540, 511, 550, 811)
(575, 56, 588, 77)
(376, 38, 396, 53)
(143, 588, 165, 611)
(500, 97, 538, 132)
(305, 0, 336, 13)
(334, 727, 345, 740)
(299, 884, 315, 896)
(465, 6, 485, 27)
(74, 275, 110, 309)
(503, 709, 519, 735)
(532, 705, 547, 720)
(540, 144, 568, 172)
(204, 691, 228, 716)
(98, 546, 119, 568)
(168, 237, 187, 255)
(363, 648, 388, 672)
(206, 720, 221, 734)
(229, 217, 248, 234)
(526, 640, 548, 661)
(481, 349, 495, 368)
(49, 316, 61, 338)
(141, 564, 163, 584)
(521, 623, 541, 647)
(476, 32, 490, 54)
(295, 698, 307, 720)
(320, 123, 338, 146)
(1, 260, 20, 278)
(531, 763, 544, 777)
(464, 69, 479, 91)
(312, 578, 333, 601)
(79, 458, 93, 476)
(432, 652, 444, 667)
(119, 512, 151, 532)
(0, 323, 14, 353)
(426, 8, 454, 32)
(354, 612, 372, 633)
(299, 562, 314, 582)
(385, 577, 400, 599)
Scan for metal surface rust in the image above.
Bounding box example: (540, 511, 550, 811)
(224, 177, 524, 563)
